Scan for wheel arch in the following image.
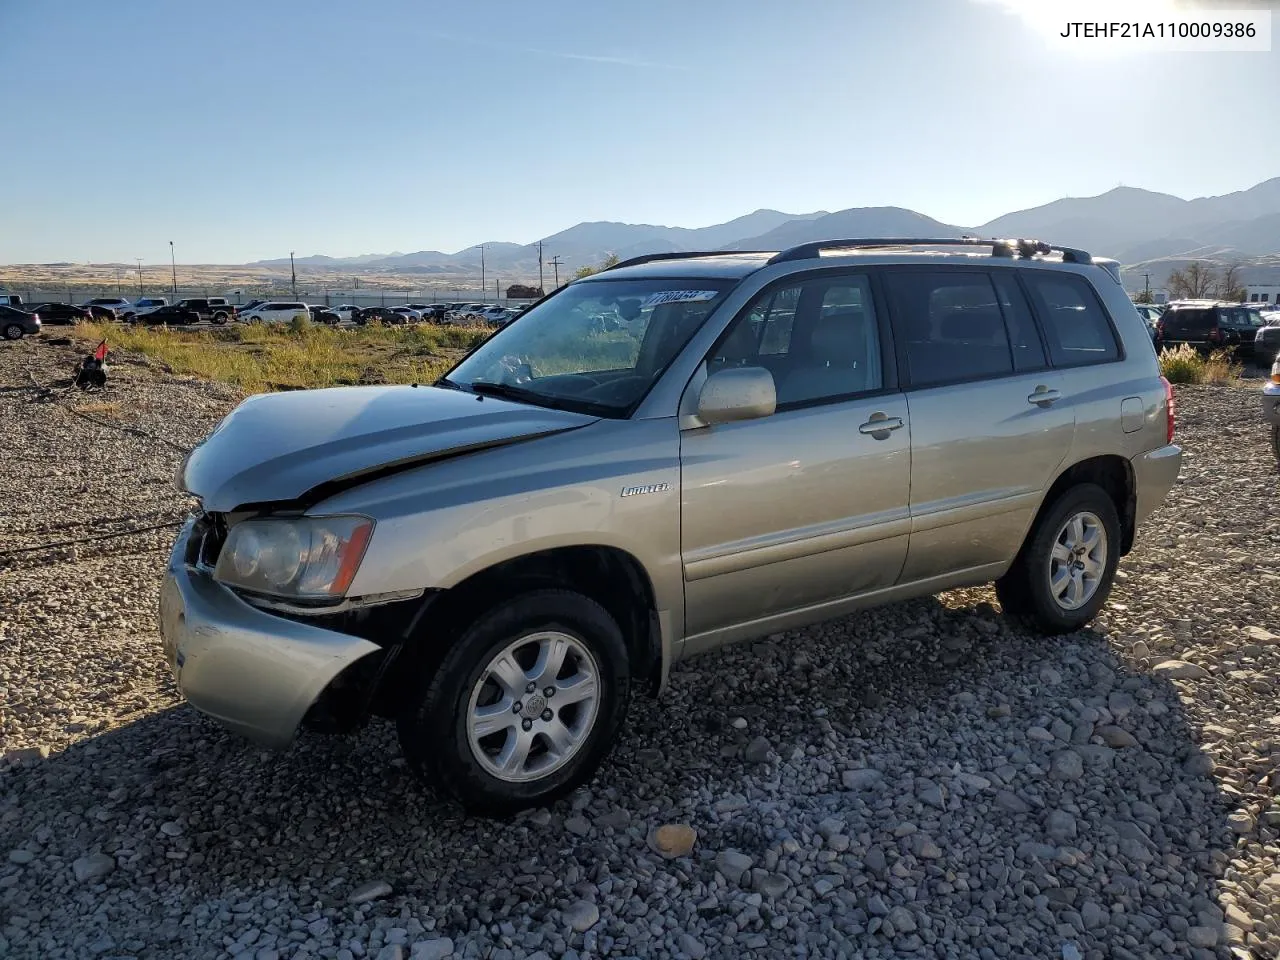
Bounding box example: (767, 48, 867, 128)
(1036, 454, 1137, 555)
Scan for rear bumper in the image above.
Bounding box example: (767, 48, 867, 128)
(1130, 444, 1182, 531)
(158, 519, 380, 749)
(1262, 384, 1280, 428)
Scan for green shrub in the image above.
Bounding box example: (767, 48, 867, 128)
(1158, 343, 1204, 384)
(288, 313, 313, 334)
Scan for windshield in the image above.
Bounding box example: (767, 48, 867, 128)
(445, 277, 736, 416)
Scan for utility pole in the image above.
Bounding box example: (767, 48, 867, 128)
(495, 278, 499, 301)
(549, 255, 563, 289)
(1143, 273, 1151, 296)
(116, 268, 122, 294)
(169, 241, 177, 296)
(474, 244, 487, 301)
(136, 259, 143, 298)
(290, 251, 297, 297)
(538, 240, 544, 294)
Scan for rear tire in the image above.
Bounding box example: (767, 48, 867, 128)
(396, 589, 630, 816)
(213, 312, 228, 325)
(3, 323, 24, 341)
(995, 483, 1121, 635)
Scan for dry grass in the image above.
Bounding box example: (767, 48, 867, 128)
(70, 321, 490, 394)
(1158, 344, 1243, 385)
(70, 401, 123, 417)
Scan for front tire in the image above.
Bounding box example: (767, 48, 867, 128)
(995, 483, 1121, 635)
(397, 589, 630, 816)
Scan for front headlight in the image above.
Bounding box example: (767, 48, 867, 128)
(213, 515, 374, 600)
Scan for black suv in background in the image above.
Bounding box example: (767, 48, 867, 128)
(1154, 300, 1262, 360)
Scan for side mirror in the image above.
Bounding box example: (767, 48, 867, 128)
(697, 366, 776, 425)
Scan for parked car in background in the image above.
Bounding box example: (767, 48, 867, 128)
(159, 237, 1181, 815)
(237, 299, 267, 314)
(390, 306, 424, 323)
(1, 304, 40, 340)
(238, 301, 310, 324)
(0, 294, 24, 307)
(82, 297, 134, 317)
(354, 306, 405, 325)
(169, 298, 236, 324)
(1155, 300, 1255, 357)
(332, 304, 360, 322)
(1263, 354, 1280, 465)
(25, 302, 90, 325)
(308, 305, 341, 324)
(1218, 305, 1264, 361)
(404, 303, 445, 321)
(470, 306, 512, 327)
(137, 302, 201, 326)
(1132, 302, 1163, 341)
(122, 297, 168, 321)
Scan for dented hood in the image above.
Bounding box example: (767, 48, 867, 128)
(181, 384, 597, 512)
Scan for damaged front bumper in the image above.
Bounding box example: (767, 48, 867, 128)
(158, 518, 381, 749)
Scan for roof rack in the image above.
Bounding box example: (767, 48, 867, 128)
(767, 237, 1093, 265)
(602, 250, 774, 273)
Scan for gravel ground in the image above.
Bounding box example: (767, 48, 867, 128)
(1, 336, 1278, 960)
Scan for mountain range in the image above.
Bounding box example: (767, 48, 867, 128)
(253, 177, 1280, 291)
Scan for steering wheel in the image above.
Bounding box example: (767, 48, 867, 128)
(581, 375, 648, 401)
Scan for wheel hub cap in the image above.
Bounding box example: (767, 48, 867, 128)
(1048, 510, 1108, 612)
(466, 630, 601, 784)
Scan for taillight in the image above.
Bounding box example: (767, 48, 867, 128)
(1208, 326, 1222, 343)
(1161, 376, 1176, 445)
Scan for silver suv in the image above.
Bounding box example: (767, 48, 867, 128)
(159, 237, 1182, 814)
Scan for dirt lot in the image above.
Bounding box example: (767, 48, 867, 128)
(1, 337, 1278, 960)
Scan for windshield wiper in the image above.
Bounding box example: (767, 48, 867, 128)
(468, 380, 615, 418)
(434, 376, 468, 392)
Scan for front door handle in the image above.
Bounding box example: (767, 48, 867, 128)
(1027, 387, 1062, 407)
(858, 413, 904, 438)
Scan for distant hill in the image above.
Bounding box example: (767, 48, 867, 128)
(227, 178, 1280, 287)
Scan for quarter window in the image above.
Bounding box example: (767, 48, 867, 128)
(884, 271, 1013, 387)
(1022, 273, 1120, 366)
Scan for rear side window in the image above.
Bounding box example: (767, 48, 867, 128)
(1022, 274, 1120, 367)
(991, 273, 1047, 372)
(884, 271, 1013, 387)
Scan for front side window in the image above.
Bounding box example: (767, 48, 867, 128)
(445, 277, 735, 416)
(711, 274, 882, 406)
(885, 271, 1013, 388)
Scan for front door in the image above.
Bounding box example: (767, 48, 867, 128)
(883, 268, 1077, 583)
(679, 271, 911, 649)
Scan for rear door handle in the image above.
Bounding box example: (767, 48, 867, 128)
(1027, 387, 1062, 407)
(858, 414, 904, 437)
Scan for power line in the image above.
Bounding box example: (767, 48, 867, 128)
(548, 255, 563, 289)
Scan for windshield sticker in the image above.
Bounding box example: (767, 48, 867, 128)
(639, 289, 720, 308)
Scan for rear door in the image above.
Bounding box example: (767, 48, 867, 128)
(1160, 308, 1213, 351)
(885, 268, 1075, 583)
(679, 270, 912, 647)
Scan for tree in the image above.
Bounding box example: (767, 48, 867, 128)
(1215, 263, 1246, 302)
(506, 283, 543, 299)
(1167, 261, 1216, 299)
(1132, 289, 1154, 304)
(573, 252, 622, 281)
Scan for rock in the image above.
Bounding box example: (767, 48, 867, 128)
(744, 736, 772, 763)
(731, 716, 748, 730)
(593, 809, 630, 830)
(912, 835, 942, 859)
(1027, 725, 1055, 742)
(957, 772, 990, 790)
(995, 790, 1030, 814)
(348, 880, 393, 904)
(648, 824, 696, 859)
(1050, 749, 1084, 780)
(916, 779, 946, 808)
(1185, 927, 1218, 949)
(1080, 900, 1107, 930)
(886, 906, 917, 934)
(376, 947, 405, 960)
(842, 768, 884, 790)
(2, 746, 50, 766)
(1061, 943, 1082, 960)
(864, 846, 887, 872)
(72, 853, 115, 883)
(1045, 809, 1078, 841)
(1242, 625, 1278, 644)
(564, 816, 591, 837)
(1183, 753, 1216, 776)
(715, 850, 754, 885)
(677, 933, 707, 959)
(1227, 811, 1255, 834)
(1152, 659, 1210, 680)
(1108, 692, 1137, 721)
(409, 939, 454, 960)
(1096, 725, 1138, 748)
(159, 820, 183, 837)
(867, 894, 889, 916)
(8, 849, 34, 865)
(563, 901, 599, 933)
(754, 872, 790, 898)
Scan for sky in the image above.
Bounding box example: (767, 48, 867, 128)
(1, 0, 1277, 264)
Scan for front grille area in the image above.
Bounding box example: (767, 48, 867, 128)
(188, 510, 228, 569)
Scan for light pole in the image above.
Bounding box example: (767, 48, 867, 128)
(136, 259, 144, 298)
(474, 244, 486, 301)
(116, 268, 122, 294)
(537, 239, 544, 295)
(290, 251, 297, 297)
(549, 255, 563, 289)
(169, 241, 177, 296)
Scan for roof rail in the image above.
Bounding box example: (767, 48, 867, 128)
(766, 237, 1093, 265)
(601, 250, 774, 272)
